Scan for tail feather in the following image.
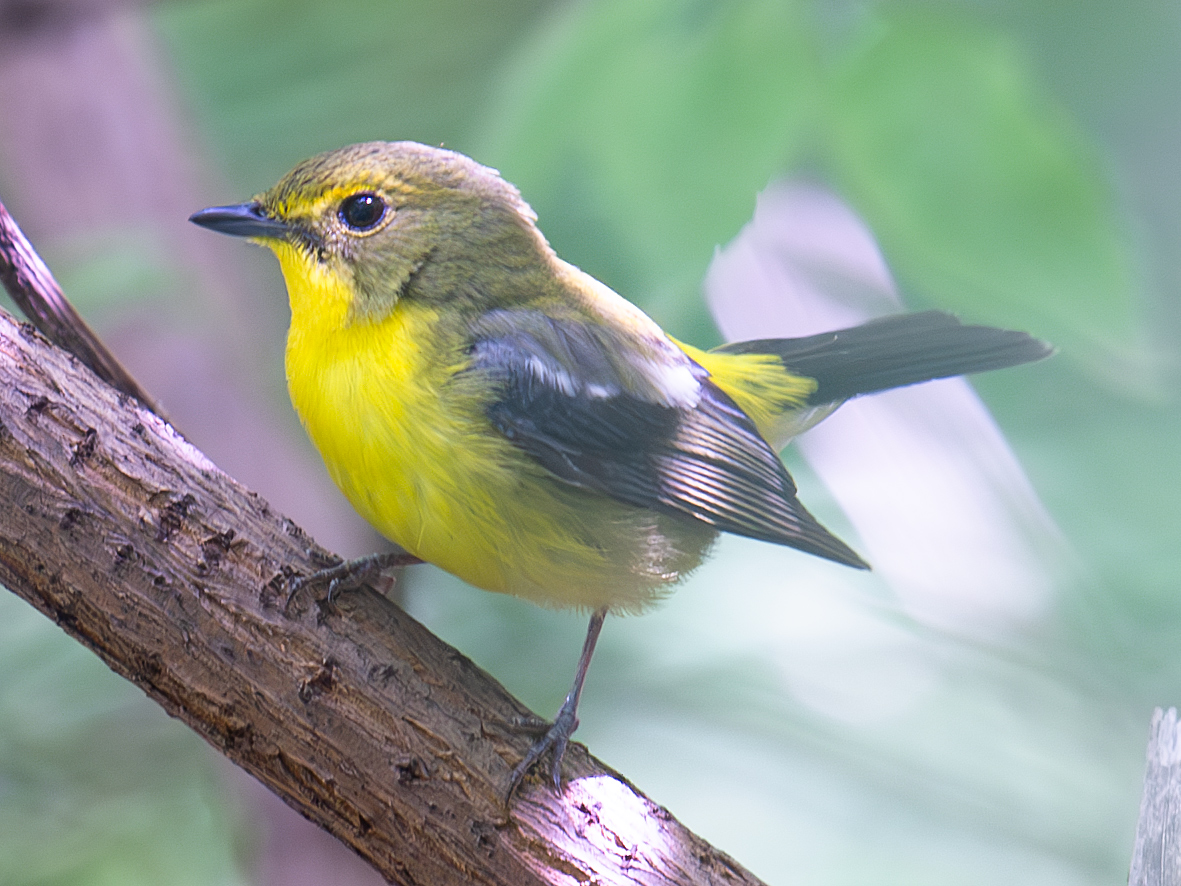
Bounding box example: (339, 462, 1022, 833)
(713, 311, 1053, 405)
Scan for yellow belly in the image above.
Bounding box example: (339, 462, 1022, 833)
(284, 299, 714, 613)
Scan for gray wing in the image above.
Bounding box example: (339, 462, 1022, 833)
(465, 309, 868, 568)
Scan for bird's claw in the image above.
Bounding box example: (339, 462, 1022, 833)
(500, 713, 552, 735)
(505, 702, 579, 803)
(283, 550, 421, 613)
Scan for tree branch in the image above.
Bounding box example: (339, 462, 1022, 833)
(1129, 708, 1181, 886)
(0, 296, 764, 882)
(0, 201, 161, 414)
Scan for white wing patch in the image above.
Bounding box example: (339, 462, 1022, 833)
(634, 356, 702, 408)
(585, 382, 620, 399)
(526, 355, 577, 396)
(526, 355, 622, 399)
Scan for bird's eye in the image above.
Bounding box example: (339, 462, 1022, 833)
(339, 193, 386, 231)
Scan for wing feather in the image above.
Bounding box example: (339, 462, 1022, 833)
(714, 311, 1052, 404)
(467, 310, 868, 568)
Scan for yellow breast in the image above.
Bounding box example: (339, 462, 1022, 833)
(277, 245, 482, 577)
(273, 242, 703, 612)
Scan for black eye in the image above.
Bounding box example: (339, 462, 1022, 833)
(339, 193, 386, 231)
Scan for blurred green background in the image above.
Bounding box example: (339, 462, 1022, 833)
(0, 0, 1177, 883)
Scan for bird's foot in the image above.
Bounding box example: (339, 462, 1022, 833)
(284, 550, 421, 612)
(503, 713, 553, 735)
(505, 696, 580, 803)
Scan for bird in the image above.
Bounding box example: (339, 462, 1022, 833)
(190, 140, 1051, 799)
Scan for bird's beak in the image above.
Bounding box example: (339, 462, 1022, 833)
(189, 201, 290, 239)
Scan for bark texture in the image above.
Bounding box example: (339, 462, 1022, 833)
(1129, 708, 1181, 886)
(0, 306, 765, 885)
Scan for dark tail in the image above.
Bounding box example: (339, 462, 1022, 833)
(713, 311, 1053, 405)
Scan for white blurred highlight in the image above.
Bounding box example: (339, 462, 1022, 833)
(515, 776, 676, 881)
(688, 543, 941, 725)
(705, 181, 1065, 636)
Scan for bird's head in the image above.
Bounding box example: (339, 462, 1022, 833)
(191, 141, 552, 326)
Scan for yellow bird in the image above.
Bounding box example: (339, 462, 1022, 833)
(191, 141, 1050, 796)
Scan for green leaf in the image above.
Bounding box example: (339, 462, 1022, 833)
(155, 0, 555, 189)
(826, 9, 1146, 390)
(481, 0, 821, 340)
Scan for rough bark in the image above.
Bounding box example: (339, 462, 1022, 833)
(0, 202, 160, 411)
(0, 306, 765, 884)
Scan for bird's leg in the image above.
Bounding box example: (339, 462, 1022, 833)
(506, 607, 607, 802)
(284, 549, 422, 612)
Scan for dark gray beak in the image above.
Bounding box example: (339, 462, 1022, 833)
(189, 201, 289, 239)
